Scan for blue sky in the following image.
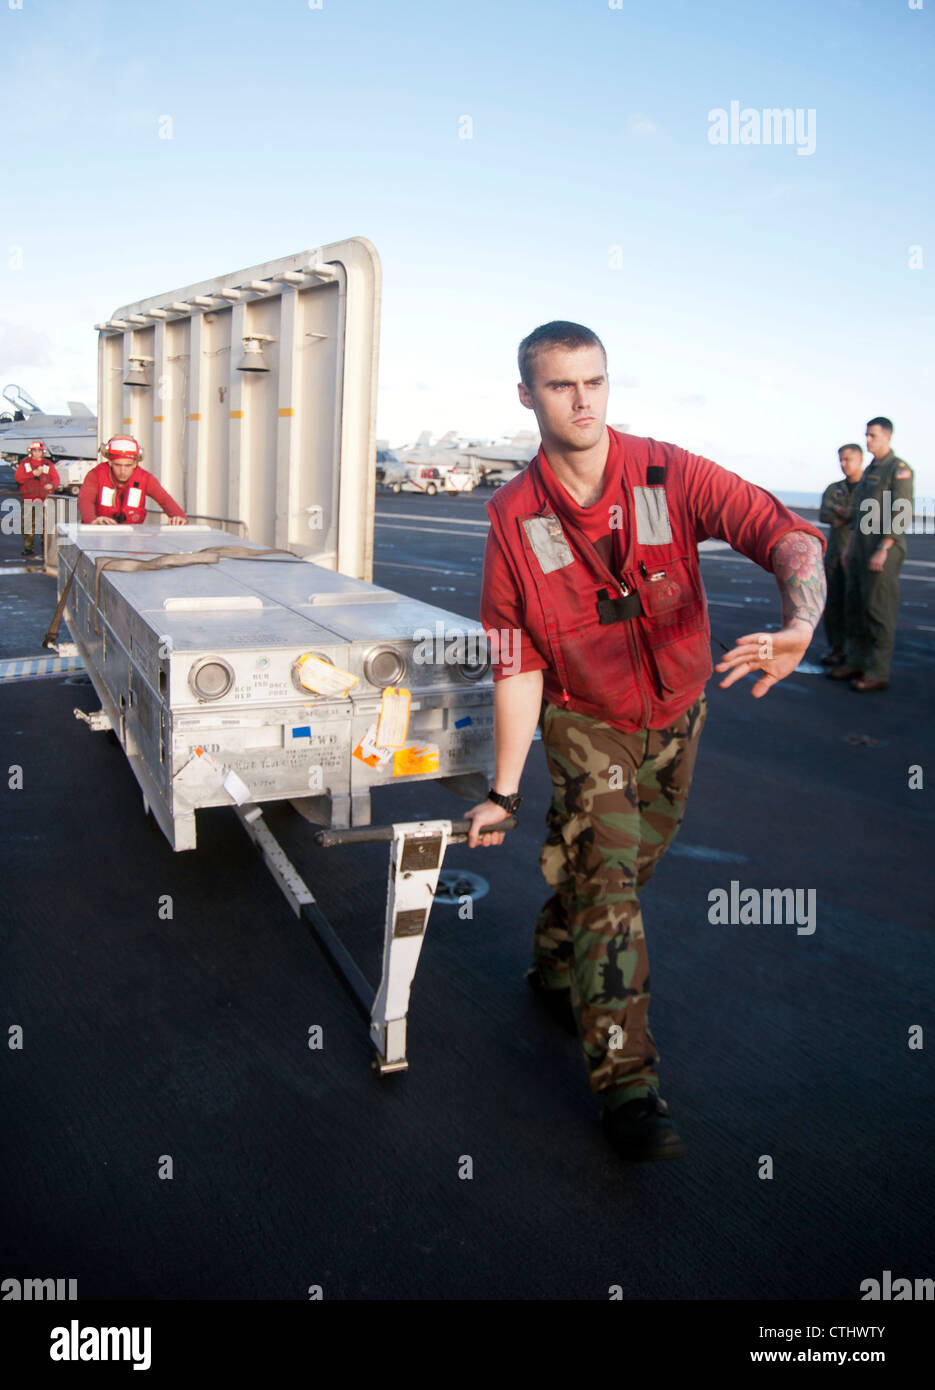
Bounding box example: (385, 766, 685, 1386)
(2, 0, 932, 494)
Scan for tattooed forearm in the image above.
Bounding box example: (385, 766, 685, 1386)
(771, 531, 826, 630)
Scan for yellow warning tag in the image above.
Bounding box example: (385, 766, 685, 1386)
(376, 686, 411, 748)
(393, 743, 439, 777)
(294, 653, 358, 697)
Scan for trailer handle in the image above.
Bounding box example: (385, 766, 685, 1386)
(314, 817, 517, 848)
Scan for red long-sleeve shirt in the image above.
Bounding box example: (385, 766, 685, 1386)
(481, 428, 825, 730)
(15, 457, 60, 500)
(78, 462, 186, 524)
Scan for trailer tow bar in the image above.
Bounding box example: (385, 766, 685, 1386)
(73, 707, 113, 732)
(233, 806, 516, 1075)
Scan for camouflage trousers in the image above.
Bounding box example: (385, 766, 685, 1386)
(533, 694, 707, 1108)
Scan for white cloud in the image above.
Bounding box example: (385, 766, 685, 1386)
(0, 320, 53, 375)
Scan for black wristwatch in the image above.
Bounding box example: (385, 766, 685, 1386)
(487, 787, 522, 815)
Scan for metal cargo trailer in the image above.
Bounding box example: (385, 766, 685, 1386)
(52, 241, 509, 1074)
(58, 524, 494, 851)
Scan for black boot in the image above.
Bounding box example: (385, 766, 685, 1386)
(601, 1092, 685, 1161)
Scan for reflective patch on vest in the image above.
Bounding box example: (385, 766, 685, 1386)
(100, 485, 116, 507)
(127, 486, 142, 508)
(521, 514, 575, 573)
(23, 463, 32, 474)
(633, 487, 672, 545)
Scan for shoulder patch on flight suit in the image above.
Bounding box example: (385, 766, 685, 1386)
(896, 469, 912, 479)
(521, 514, 575, 573)
(633, 486, 673, 546)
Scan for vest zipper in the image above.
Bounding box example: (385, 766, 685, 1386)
(622, 579, 652, 725)
(530, 455, 653, 720)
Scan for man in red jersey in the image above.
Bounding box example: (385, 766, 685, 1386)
(15, 440, 60, 556)
(78, 436, 187, 525)
(465, 322, 826, 1162)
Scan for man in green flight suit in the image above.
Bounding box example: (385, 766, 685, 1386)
(828, 417, 914, 692)
(818, 442, 864, 666)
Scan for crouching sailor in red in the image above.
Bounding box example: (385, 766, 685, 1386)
(78, 436, 187, 526)
(464, 321, 827, 1163)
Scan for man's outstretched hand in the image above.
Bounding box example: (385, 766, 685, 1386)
(715, 619, 813, 699)
(464, 800, 512, 848)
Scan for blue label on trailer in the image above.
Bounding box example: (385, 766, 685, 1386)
(454, 716, 472, 728)
(292, 726, 311, 738)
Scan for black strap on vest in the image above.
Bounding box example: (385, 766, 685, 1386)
(593, 453, 665, 623)
(596, 587, 644, 624)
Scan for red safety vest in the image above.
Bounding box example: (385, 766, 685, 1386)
(15, 457, 60, 500)
(483, 430, 823, 731)
(83, 462, 150, 524)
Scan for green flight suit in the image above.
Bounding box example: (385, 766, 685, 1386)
(819, 477, 859, 654)
(844, 450, 914, 682)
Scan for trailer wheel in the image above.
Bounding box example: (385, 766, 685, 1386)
(425, 483, 437, 496)
(391, 482, 402, 494)
(69, 485, 81, 496)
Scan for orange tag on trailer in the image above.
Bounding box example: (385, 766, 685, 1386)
(353, 723, 393, 769)
(392, 743, 439, 777)
(376, 686, 411, 748)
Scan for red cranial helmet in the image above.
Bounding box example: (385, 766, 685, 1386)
(104, 436, 142, 464)
(28, 439, 46, 455)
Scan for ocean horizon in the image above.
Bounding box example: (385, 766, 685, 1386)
(776, 491, 821, 510)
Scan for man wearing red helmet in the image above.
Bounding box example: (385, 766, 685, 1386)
(14, 441, 60, 557)
(78, 436, 187, 526)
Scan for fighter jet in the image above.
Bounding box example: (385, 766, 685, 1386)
(0, 384, 98, 466)
(396, 429, 541, 489)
